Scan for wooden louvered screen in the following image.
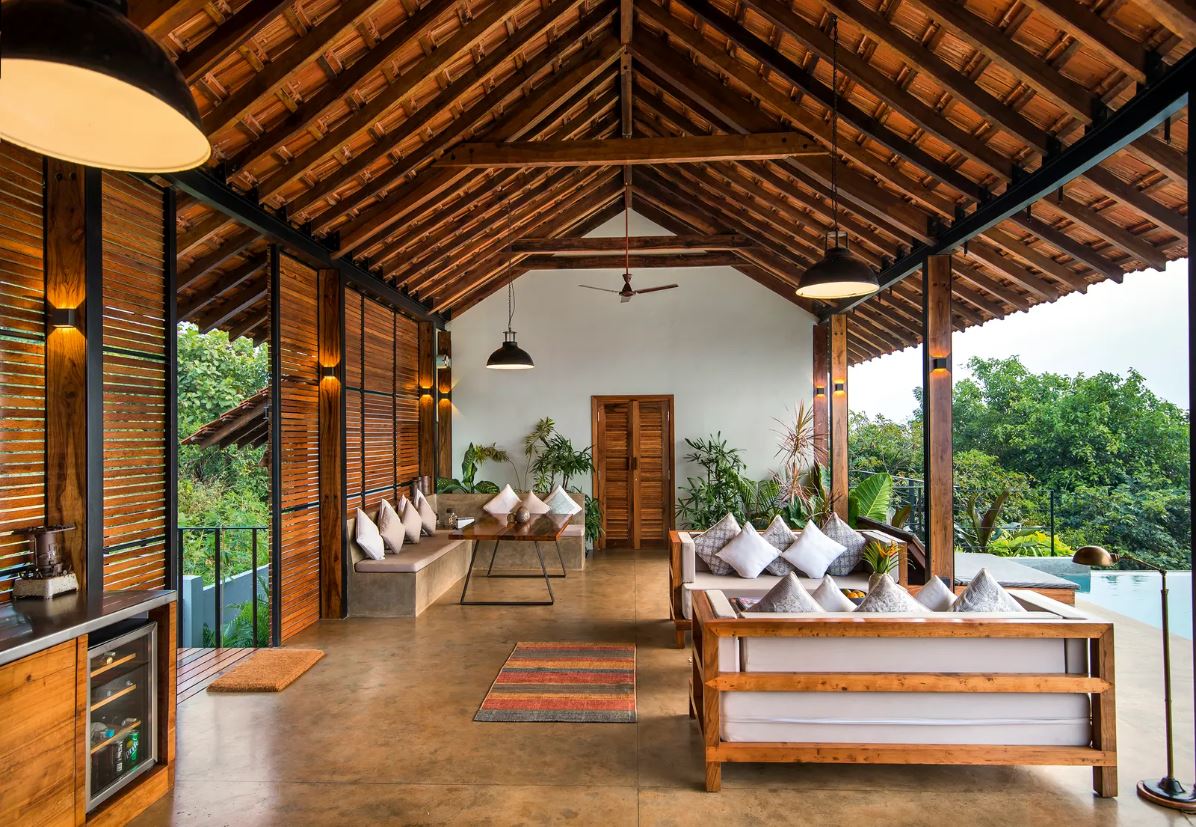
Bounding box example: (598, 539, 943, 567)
(101, 173, 169, 590)
(0, 145, 46, 602)
(593, 396, 674, 550)
(344, 289, 422, 511)
(278, 255, 321, 640)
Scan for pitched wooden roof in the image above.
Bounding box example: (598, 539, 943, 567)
(149, 0, 1190, 364)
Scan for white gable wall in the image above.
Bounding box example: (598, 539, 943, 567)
(445, 211, 817, 498)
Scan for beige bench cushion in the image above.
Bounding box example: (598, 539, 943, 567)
(354, 536, 466, 574)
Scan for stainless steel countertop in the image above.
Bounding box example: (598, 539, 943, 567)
(0, 590, 176, 668)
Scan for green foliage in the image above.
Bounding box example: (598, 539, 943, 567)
(987, 530, 1072, 558)
(956, 489, 1010, 554)
(437, 442, 509, 493)
(202, 585, 270, 648)
(523, 418, 593, 491)
(848, 472, 893, 525)
(848, 411, 921, 476)
(862, 539, 900, 576)
(677, 434, 753, 529)
(584, 495, 603, 545)
(176, 324, 271, 582)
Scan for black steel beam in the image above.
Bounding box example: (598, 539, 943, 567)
(826, 48, 1196, 319)
(164, 169, 447, 329)
(268, 245, 283, 647)
(84, 166, 105, 600)
(164, 185, 180, 626)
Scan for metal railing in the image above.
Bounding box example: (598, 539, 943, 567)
(178, 525, 269, 648)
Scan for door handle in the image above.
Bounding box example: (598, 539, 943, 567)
(631, 457, 639, 471)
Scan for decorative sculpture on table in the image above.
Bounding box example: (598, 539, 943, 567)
(13, 524, 78, 599)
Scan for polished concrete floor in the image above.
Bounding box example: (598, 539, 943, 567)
(136, 550, 1195, 826)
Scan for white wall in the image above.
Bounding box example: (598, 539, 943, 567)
(446, 211, 817, 496)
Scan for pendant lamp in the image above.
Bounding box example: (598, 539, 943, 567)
(486, 199, 534, 370)
(0, 0, 211, 172)
(795, 15, 878, 301)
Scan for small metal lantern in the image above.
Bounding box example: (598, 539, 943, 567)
(18, 524, 75, 578)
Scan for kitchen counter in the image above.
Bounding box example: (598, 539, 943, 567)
(0, 589, 176, 668)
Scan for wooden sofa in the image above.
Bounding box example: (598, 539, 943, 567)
(346, 491, 586, 617)
(690, 588, 1117, 794)
(668, 526, 909, 648)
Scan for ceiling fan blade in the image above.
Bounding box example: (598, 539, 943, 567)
(632, 284, 679, 294)
(579, 284, 620, 293)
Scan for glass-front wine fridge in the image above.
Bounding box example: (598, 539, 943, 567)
(87, 620, 158, 811)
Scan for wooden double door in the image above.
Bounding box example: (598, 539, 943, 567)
(592, 395, 674, 549)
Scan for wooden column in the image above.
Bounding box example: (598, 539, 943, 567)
(417, 322, 436, 483)
(829, 314, 849, 519)
(44, 160, 100, 593)
(923, 255, 954, 586)
(436, 330, 453, 479)
(811, 321, 830, 467)
(317, 268, 345, 618)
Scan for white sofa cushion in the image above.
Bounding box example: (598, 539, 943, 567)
(484, 484, 521, 516)
(917, 576, 957, 611)
(354, 508, 385, 560)
(780, 521, 845, 580)
(811, 575, 858, 612)
(856, 574, 928, 613)
(544, 485, 582, 516)
(377, 499, 406, 555)
(413, 488, 438, 536)
(401, 498, 423, 544)
(953, 568, 1026, 612)
(821, 513, 867, 575)
(693, 513, 740, 576)
(716, 523, 779, 579)
(753, 573, 824, 613)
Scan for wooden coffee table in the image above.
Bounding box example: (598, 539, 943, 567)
(453, 514, 571, 606)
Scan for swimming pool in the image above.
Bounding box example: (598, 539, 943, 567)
(1013, 557, 1192, 637)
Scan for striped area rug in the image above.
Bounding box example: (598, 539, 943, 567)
(475, 642, 637, 723)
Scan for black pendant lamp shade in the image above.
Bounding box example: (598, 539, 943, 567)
(487, 198, 534, 370)
(795, 14, 878, 302)
(795, 242, 878, 299)
(0, 0, 211, 172)
(486, 330, 535, 370)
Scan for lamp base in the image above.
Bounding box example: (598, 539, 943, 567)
(1137, 778, 1196, 812)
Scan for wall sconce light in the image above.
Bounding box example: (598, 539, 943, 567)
(930, 356, 949, 371)
(813, 384, 826, 397)
(319, 364, 338, 379)
(48, 306, 77, 330)
(833, 381, 846, 393)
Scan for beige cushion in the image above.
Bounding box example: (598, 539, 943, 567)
(354, 537, 465, 574)
(484, 484, 521, 516)
(953, 568, 1026, 612)
(401, 498, 423, 544)
(544, 485, 582, 516)
(521, 491, 550, 515)
(916, 576, 957, 611)
(377, 499, 405, 555)
(752, 573, 824, 613)
(354, 508, 385, 560)
(856, 575, 928, 613)
(413, 489, 438, 536)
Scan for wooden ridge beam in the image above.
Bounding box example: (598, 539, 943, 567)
(287, 1, 615, 219)
(435, 132, 823, 168)
(177, 227, 259, 289)
(253, 0, 520, 200)
(520, 251, 745, 268)
(177, 210, 232, 258)
(335, 36, 623, 257)
(196, 280, 270, 332)
(512, 233, 753, 253)
(178, 254, 267, 321)
(176, 0, 291, 83)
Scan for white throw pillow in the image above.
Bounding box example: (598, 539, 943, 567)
(543, 485, 582, 516)
(715, 523, 780, 579)
(811, 575, 858, 612)
(354, 508, 385, 560)
(952, 568, 1026, 612)
(521, 491, 551, 515)
(483, 484, 521, 516)
(916, 576, 957, 612)
(400, 498, 423, 544)
(780, 521, 846, 580)
(413, 488, 438, 536)
(376, 499, 406, 555)
(856, 574, 929, 613)
(752, 573, 825, 613)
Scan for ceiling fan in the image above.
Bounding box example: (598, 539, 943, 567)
(579, 194, 677, 303)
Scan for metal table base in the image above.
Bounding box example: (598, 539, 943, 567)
(459, 539, 565, 606)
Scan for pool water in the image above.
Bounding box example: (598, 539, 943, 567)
(1014, 557, 1192, 638)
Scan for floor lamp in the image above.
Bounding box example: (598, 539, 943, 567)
(1072, 546, 1195, 811)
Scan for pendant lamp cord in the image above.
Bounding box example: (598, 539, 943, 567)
(505, 196, 515, 333)
(624, 201, 630, 277)
(830, 13, 840, 247)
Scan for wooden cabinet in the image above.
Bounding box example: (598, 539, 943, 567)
(0, 639, 86, 826)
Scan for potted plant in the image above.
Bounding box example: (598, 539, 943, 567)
(862, 539, 901, 590)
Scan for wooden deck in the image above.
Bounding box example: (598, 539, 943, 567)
(177, 647, 258, 703)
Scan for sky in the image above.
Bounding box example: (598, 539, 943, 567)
(849, 258, 1190, 421)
